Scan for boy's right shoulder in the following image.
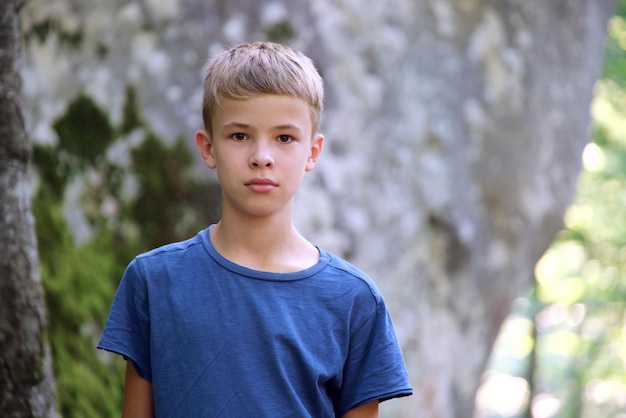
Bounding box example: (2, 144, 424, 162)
(135, 228, 208, 262)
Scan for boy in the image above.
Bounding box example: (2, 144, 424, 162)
(98, 41, 412, 417)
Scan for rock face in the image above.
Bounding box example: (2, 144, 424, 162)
(18, 0, 616, 416)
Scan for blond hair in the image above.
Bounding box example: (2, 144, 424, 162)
(201, 42, 324, 135)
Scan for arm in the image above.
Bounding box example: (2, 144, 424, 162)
(122, 361, 155, 418)
(342, 400, 379, 418)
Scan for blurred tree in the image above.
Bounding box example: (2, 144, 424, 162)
(476, 2, 626, 416)
(0, 0, 57, 416)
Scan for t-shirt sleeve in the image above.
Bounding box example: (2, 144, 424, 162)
(97, 258, 152, 381)
(338, 299, 413, 415)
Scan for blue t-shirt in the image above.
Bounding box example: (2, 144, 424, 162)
(98, 226, 412, 417)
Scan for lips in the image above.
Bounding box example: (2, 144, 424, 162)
(245, 178, 277, 192)
(245, 178, 277, 186)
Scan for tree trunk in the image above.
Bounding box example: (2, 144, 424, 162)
(0, 1, 57, 416)
(298, 1, 617, 416)
(17, 0, 616, 416)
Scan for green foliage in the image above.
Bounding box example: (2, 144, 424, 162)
(264, 20, 296, 43)
(95, 42, 109, 60)
(129, 132, 221, 249)
(53, 93, 115, 165)
(24, 18, 84, 48)
(119, 85, 143, 135)
(32, 145, 73, 199)
(34, 87, 220, 417)
(33, 180, 126, 416)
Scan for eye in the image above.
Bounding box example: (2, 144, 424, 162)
(231, 133, 247, 141)
(278, 135, 293, 143)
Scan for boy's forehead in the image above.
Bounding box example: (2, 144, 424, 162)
(213, 94, 314, 127)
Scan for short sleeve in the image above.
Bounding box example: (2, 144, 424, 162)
(337, 300, 413, 415)
(97, 258, 152, 380)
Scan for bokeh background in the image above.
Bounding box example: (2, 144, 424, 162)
(2, 0, 623, 417)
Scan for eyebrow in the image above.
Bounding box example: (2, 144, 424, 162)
(221, 122, 302, 132)
(273, 124, 301, 131)
(221, 122, 252, 130)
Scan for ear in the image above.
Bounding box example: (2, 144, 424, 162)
(195, 130, 216, 169)
(305, 134, 324, 172)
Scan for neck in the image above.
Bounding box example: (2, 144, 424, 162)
(215, 213, 296, 250)
(210, 214, 318, 273)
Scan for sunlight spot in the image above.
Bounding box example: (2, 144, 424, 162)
(566, 303, 586, 327)
(475, 372, 529, 417)
(498, 317, 535, 358)
(585, 378, 626, 406)
(536, 303, 568, 329)
(590, 95, 611, 122)
(535, 242, 587, 287)
(541, 331, 581, 356)
(532, 393, 561, 418)
(608, 16, 626, 50)
(537, 276, 585, 304)
(563, 203, 593, 230)
(535, 249, 559, 285)
(582, 142, 605, 172)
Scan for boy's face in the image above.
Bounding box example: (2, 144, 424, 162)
(195, 94, 323, 219)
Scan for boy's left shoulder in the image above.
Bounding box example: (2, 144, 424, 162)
(321, 249, 383, 301)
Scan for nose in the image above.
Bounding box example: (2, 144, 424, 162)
(249, 141, 274, 168)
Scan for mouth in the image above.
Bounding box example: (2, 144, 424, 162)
(245, 178, 277, 193)
(245, 178, 277, 186)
